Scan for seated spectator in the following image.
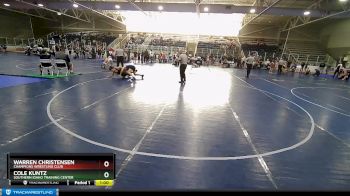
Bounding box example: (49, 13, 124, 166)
(55, 46, 74, 73)
(38, 49, 52, 75)
(25, 46, 32, 56)
(39, 49, 51, 59)
(305, 67, 311, 75)
(290, 62, 297, 72)
(313, 69, 321, 77)
(1, 44, 7, 52)
(333, 63, 343, 78)
(101, 56, 114, 69)
(338, 68, 349, 80)
(269, 61, 276, 73)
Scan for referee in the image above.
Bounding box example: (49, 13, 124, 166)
(178, 50, 188, 83)
(115, 46, 124, 67)
(245, 54, 254, 78)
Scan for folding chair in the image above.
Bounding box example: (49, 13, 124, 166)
(39, 59, 54, 75)
(54, 59, 69, 76)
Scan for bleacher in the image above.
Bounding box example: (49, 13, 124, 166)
(48, 32, 117, 49)
(149, 36, 186, 48)
(239, 38, 278, 46)
(237, 38, 281, 61)
(135, 35, 186, 55)
(196, 40, 238, 58)
(285, 41, 327, 64)
(241, 43, 281, 60)
(196, 42, 220, 57)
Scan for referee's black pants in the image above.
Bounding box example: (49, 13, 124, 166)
(246, 64, 252, 78)
(116, 56, 124, 67)
(180, 64, 187, 82)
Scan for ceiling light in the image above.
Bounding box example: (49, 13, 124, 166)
(38, 3, 44, 7)
(250, 8, 256, 14)
(304, 11, 310, 16)
(73, 3, 79, 8)
(339, 0, 348, 2)
(3, 3, 10, 7)
(158, 5, 163, 11)
(57, 12, 62, 16)
(115, 4, 120, 9)
(204, 7, 209, 12)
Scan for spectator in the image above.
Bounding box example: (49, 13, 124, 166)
(333, 63, 343, 78)
(38, 49, 52, 75)
(56, 46, 74, 73)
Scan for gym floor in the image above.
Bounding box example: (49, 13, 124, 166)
(0, 52, 349, 190)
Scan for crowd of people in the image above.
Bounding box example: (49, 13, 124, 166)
(124, 34, 188, 65)
(149, 35, 186, 47)
(241, 43, 281, 62)
(237, 53, 349, 81)
(25, 32, 117, 60)
(19, 31, 350, 82)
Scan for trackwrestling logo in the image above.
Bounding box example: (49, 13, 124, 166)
(1, 188, 58, 195)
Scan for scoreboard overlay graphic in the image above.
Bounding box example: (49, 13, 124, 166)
(6, 153, 115, 187)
